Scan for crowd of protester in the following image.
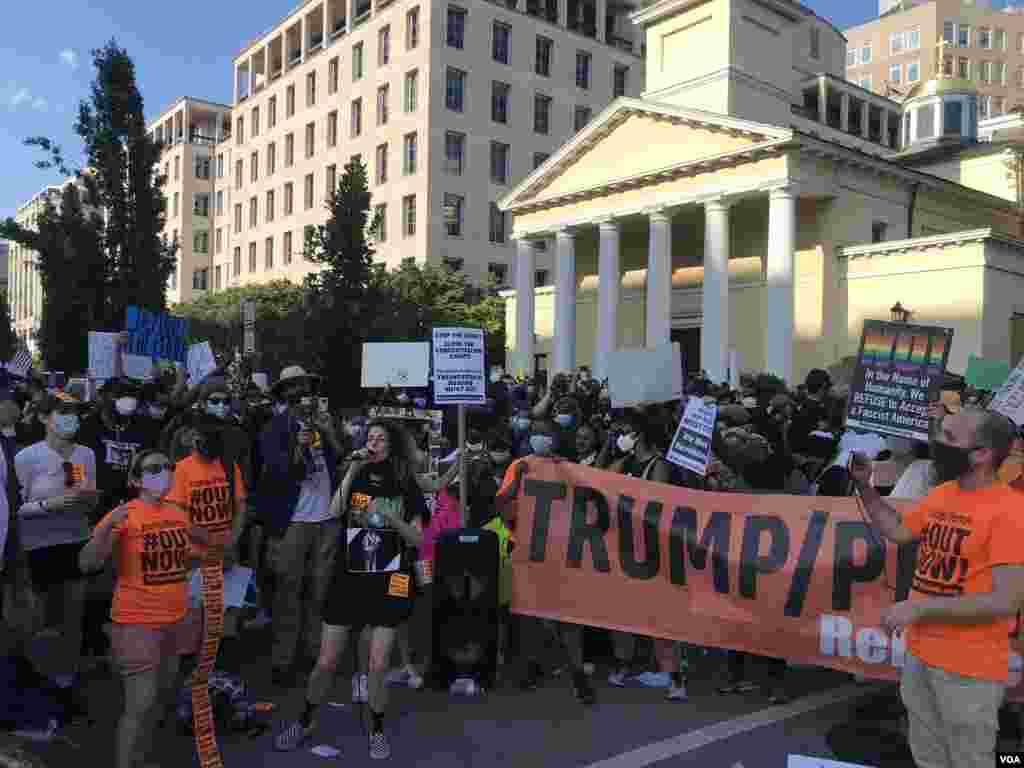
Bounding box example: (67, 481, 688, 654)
(0, 356, 1021, 765)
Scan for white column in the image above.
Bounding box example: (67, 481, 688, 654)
(595, 0, 607, 40)
(645, 208, 672, 349)
(817, 77, 828, 126)
(861, 101, 870, 139)
(594, 220, 621, 380)
(881, 109, 890, 147)
(553, 229, 577, 374)
(248, 54, 256, 97)
(514, 238, 536, 377)
(701, 199, 730, 383)
(766, 186, 797, 383)
(323, 1, 330, 45)
(558, 0, 568, 24)
(840, 92, 850, 133)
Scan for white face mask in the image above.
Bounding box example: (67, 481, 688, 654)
(617, 433, 637, 454)
(115, 397, 138, 417)
(140, 469, 172, 496)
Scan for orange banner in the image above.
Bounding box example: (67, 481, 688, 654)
(191, 559, 225, 768)
(509, 458, 1024, 696)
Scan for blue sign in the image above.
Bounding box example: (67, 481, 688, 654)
(125, 306, 189, 363)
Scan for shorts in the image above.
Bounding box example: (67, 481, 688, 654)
(322, 567, 416, 630)
(27, 541, 86, 589)
(110, 609, 203, 676)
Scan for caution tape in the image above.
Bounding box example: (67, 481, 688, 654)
(191, 557, 225, 768)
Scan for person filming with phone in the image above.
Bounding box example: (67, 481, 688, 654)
(848, 407, 1024, 768)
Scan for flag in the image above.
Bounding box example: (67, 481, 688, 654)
(5, 350, 32, 379)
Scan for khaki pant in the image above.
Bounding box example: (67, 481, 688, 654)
(267, 518, 341, 669)
(901, 650, 1005, 768)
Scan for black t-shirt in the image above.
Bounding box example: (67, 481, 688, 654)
(83, 415, 158, 513)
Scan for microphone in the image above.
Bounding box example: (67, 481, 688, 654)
(349, 448, 374, 461)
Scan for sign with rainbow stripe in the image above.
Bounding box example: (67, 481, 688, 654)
(847, 320, 953, 442)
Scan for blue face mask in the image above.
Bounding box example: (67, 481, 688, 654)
(512, 417, 530, 433)
(530, 434, 555, 456)
(53, 413, 79, 439)
(206, 402, 230, 419)
(554, 414, 575, 428)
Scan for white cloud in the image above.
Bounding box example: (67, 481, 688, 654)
(1, 82, 49, 112)
(31, 97, 48, 111)
(59, 49, 78, 69)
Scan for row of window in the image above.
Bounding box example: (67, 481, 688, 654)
(847, 26, 922, 68)
(943, 21, 1019, 52)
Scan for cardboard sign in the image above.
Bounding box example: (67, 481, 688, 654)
(607, 343, 683, 408)
(361, 342, 430, 388)
(846, 320, 952, 442)
(991, 356, 1024, 426)
(432, 327, 485, 405)
(125, 306, 189, 363)
(122, 354, 154, 381)
(666, 397, 717, 476)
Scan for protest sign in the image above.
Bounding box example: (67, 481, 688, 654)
(187, 342, 218, 386)
(508, 458, 1024, 700)
(361, 342, 430, 388)
(432, 327, 485, 405)
(991, 356, 1024, 426)
(846, 320, 952, 442)
(125, 306, 189, 363)
(666, 397, 717, 476)
(88, 332, 121, 382)
(122, 354, 154, 381)
(965, 354, 1011, 392)
(607, 343, 683, 408)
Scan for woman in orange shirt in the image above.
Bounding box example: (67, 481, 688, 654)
(79, 450, 206, 768)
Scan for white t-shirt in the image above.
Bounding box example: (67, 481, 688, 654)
(291, 444, 333, 523)
(890, 459, 936, 500)
(15, 441, 97, 551)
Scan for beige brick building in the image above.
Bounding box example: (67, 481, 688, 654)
(846, 0, 1024, 117)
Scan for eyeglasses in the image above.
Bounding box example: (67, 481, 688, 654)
(207, 397, 231, 405)
(141, 462, 175, 475)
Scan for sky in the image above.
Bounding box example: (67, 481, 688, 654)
(0, 0, 974, 221)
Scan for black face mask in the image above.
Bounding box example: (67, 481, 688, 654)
(930, 440, 977, 483)
(195, 428, 224, 460)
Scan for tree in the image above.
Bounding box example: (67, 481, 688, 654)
(0, 291, 16, 363)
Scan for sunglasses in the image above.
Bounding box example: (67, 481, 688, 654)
(140, 462, 175, 475)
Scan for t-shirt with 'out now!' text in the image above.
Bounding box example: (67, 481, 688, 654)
(98, 497, 193, 626)
(903, 480, 1024, 682)
(165, 454, 247, 556)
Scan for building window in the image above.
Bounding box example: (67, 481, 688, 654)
(493, 22, 510, 64)
(268, 96, 277, 128)
(406, 7, 419, 49)
(249, 242, 257, 273)
(944, 21, 955, 44)
(958, 24, 970, 48)
(536, 36, 551, 76)
(266, 190, 275, 222)
(285, 132, 295, 166)
(351, 98, 362, 137)
(533, 151, 549, 169)
(233, 247, 241, 276)
(265, 237, 274, 269)
(444, 193, 464, 236)
(404, 69, 418, 111)
(304, 173, 314, 209)
(445, 131, 465, 175)
(305, 122, 315, 158)
(249, 196, 258, 228)
(214, 265, 222, 290)
(492, 81, 509, 123)
(284, 182, 294, 215)
(172, 192, 179, 218)
(613, 65, 628, 98)
(376, 143, 388, 184)
(250, 151, 259, 182)
(402, 194, 416, 236)
(193, 268, 208, 291)
(326, 164, 337, 198)
(861, 43, 871, 65)
(446, 67, 466, 111)
(194, 193, 210, 217)
(576, 51, 591, 89)
(174, 155, 180, 180)
(490, 141, 509, 184)
(871, 221, 888, 243)
(284, 231, 293, 264)
(377, 84, 389, 125)
(306, 72, 317, 107)
(195, 156, 211, 180)
(907, 60, 920, 82)
(809, 26, 820, 59)
(534, 93, 551, 134)
(488, 262, 508, 286)
(236, 117, 244, 145)
(216, 153, 224, 178)
(267, 142, 276, 175)
(252, 106, 260, 137)
(981, 60, 992, 83)
(908, 27, 920, 49)
(374, 204, 387, 241)
(1017, 66, 1024, 86)
(403, 132, 417, 174)
(957, 57, 969, 79)
(216, 190, 224, 216)
(944, 100, 963, 134)
(858, 75, 872, 90)
(994, 95, 1005, 116)
(943, 56, 954, 76)
(979, 27, 991, 49)
(999, 61, 1007, 85)
(574, 105, 592, 131)
(327, 110, 338, 147)
(286, 84, 295, 116)
(535, 270, 548, 287)
(846, 48, 857, 67)
(234, 203, 242, 233)
(448, 6, 466, 49)
(890, 31, 903, 55)
(193, 231, 209, 254)
(353, 43, 364, 80)
(889, 63, 901, 85)
(376, 25, 390, 67)
(488, 202, 506, 244)
(215, 227, 223, 253)
(328, 57, 339, 94)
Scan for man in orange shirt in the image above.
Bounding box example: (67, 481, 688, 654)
(850, 408, 1024, 768)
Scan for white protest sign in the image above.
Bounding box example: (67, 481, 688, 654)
(787, 756, 876, 768)
(361, 343, 430, 388)
(88, 332, 121, 383)
(607, 343, 683, 408)
(990, 355, 1024, 426)
(432, 327, 486, 405)
(666, 396, 718, 476)
(187, 342, 218, 386)
(122, 354, 154, 381)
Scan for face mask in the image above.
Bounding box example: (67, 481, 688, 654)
(930, 440, 977, 482)
(206, 402, 230, 419)
(115, 397, 138, 417)
(148, 405, 167, 420)
(511, 417, 530, 433)
(530, 435, 555, 456)
(413, 397, 427, 409)
(466, 442, 484, 452)
(54, 413, 79, 439)
(141, 469, 172, 496)
(555, 414, 575, 428)
(617, 433, 637, 454)
(490, 451, 511, 465)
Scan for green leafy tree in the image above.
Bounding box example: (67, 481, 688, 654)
(0, 291, 17, 363)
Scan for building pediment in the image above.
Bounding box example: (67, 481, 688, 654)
(499, 98, 794, 213)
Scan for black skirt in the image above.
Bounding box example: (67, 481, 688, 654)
(322, 563, 417, 629)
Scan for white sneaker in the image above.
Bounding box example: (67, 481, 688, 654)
(352, 673, 368, 703)
(667, 683, 688, 701)
(407, 668, 424, 690)
(449, 677, 482, 696)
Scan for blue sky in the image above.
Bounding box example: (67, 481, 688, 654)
(0, 0, 950, 221)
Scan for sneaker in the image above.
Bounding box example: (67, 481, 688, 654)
(450, 677, 482, 696)
(667, 683, 688, 701)
(369, 729, 391, 760)
(353, 674, 368, 703)
(385, 668, 410, 687)
(608, 667, 629, 687)
(572, 671, 596, 706)
(274, 719, 315, 751)
(631, 671, 672, 689)
(407, 668, 424, 690)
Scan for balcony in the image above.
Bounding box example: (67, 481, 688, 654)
(190, 133, 219, 146)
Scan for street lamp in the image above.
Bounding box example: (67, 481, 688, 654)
(890, 301, 912, 324)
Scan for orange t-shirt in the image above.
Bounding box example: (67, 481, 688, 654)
(100, 498, 192, 626)
(166, 454, 247, 555)
(903, 480, 1024, 682)
(998, 445, 1024, 487)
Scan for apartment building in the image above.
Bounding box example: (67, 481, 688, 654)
(148, 97, 232, 304)
(846, 0, 1024, 118)
(206, 0, 642, 292)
